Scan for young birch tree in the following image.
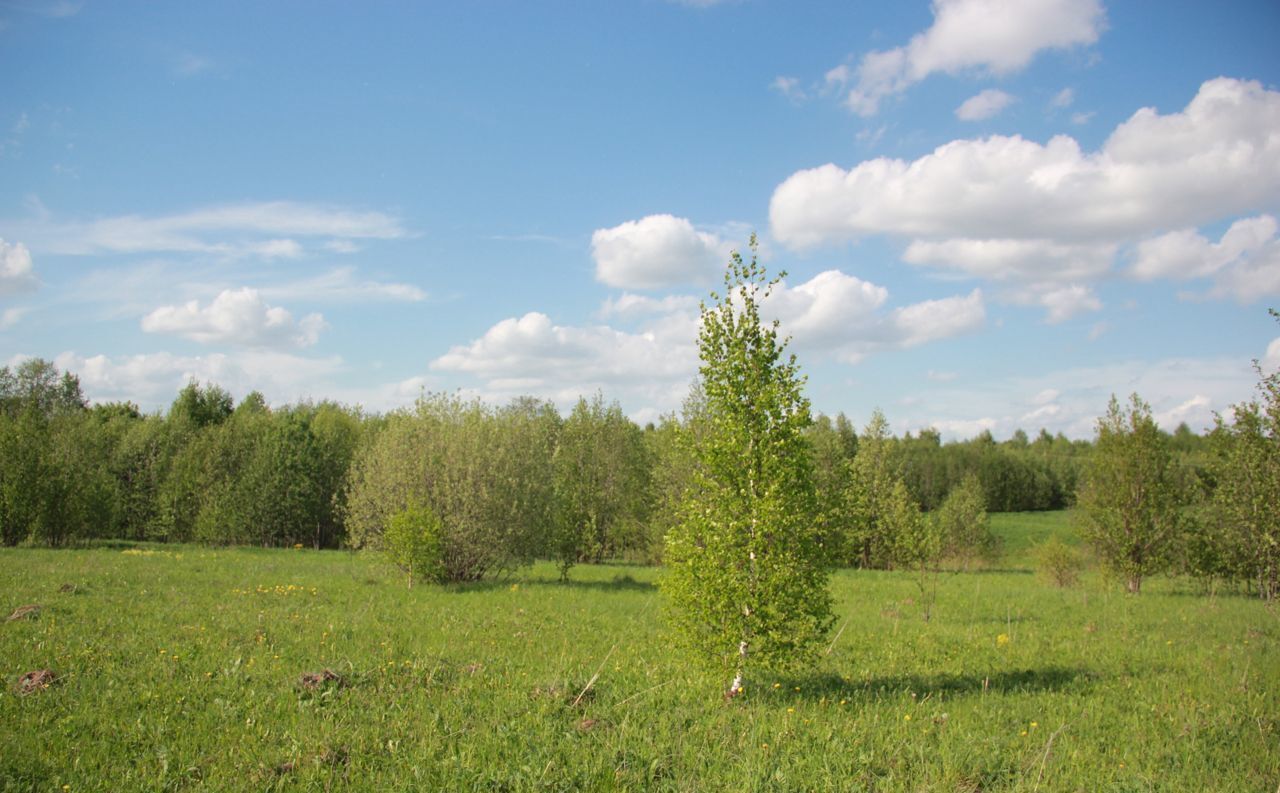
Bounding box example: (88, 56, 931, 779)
(663, 236, 833, 698)
(1077, 394, 1186, 593)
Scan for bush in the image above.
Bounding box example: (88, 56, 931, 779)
(1036, 535, 1084, 588)
(385, 502, 444, 588)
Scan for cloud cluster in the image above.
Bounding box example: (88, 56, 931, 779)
(771, 78, 1280, 320)
(838, 0, 1104, 115)
(433, 268, 984, 417)
(1132, 215, 1280, 302)
(895, 353, 1259, 441)
(50, 349, 345, 409)
(591, 214, 733, 289)
(142, 288, 326, 349)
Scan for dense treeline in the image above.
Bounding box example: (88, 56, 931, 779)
(0, 353, 1271, 597)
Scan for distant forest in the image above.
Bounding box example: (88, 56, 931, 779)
(1, 356, 1211, 553)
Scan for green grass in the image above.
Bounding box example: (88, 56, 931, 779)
(1, 517, 1277, 791)
(990, 510, 1085, 562)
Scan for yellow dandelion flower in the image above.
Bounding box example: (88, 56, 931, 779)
(904, 714, 911, 721)
(997, 633, 1011, 646)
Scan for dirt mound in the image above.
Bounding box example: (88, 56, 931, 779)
(298, 669, 343, 690)
(17, 669, 56, 694)
(6, 604, 40, 622)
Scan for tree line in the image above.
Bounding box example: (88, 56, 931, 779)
(0, 334, 1274, 598)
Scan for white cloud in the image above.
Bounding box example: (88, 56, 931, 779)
(260, 267, 427, 303)
(1132, 215, 1280, 302)
(903, 237, 1115, 282)
(1264, 337, 1280, 373)
(0, 238, 38, 296)
(52, 349, 346, 411)
(772, 78, 1280, 319)
(141, 288, 326, 349)
(1, 307, 27, 330)
(1070, 111, 1094, 125)
(591, 214, 733, 289)
(431, 311, 699, 415)
(1155, 394, 1212, 429)
(897, 354, 1256, 440)
(434, 270, 982, 415)
(597, 293, 700, 321)
(1007, 283, 1102, 323)
(12, 201, 405, 258)
(774, 78, 1280, 247)
(927, 369, 958, 382)
(771, 76, 806, 101)
(955, 89, 1015, 121)
(888, 289, 986, 349)
(843, 0, 1105, 115)
(1050, 87, 1075, 109)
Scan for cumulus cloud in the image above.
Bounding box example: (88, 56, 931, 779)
(431, 311, 700, 415)
(1132, 215, 1280, 302)
(434, 269, 984, 415)
(0, 238, 38, 296)
(591, 214, 733, 289)
(1050, 87, 1075, 109)
(772, 78, 1280, 320)
(774, 78, 1280, 247)
(955, 89, 1015, 121)
(843, 0, 1104, 116)
(142, 288, 326, 349)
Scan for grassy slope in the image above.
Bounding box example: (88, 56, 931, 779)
(1, 515, 1276, 792)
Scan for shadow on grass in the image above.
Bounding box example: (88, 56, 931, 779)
(446, 573, 657, 594)
(773, 665, 1094, 703)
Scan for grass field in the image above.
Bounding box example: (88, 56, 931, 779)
(2, 512, 1277, 791)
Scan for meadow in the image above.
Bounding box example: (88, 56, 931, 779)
(1, 512, 1276, 792)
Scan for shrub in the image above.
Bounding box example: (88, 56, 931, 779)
(385, 502, 444, 588)
(1036, 535, 1084, 588)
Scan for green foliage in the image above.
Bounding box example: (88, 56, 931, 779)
(168, 380, 233, 429)
(662, 237, 833, 693)
(345, 393, 557, 582)
(898, 427, 1082, 513)
(0, 357, 86, 418)
(1202, 315, 1280, 598)
(1035, 534, 1085, 587)
(845, 410, 900, 568)
(806, 412, 859, 564)
(384, 501, 444, 587)
(935, 473, 999, 569)
(1076, 394, 1188, 593)
(553, 393, 652, 577)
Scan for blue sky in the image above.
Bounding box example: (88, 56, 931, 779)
(1, 0, 1278, 438)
